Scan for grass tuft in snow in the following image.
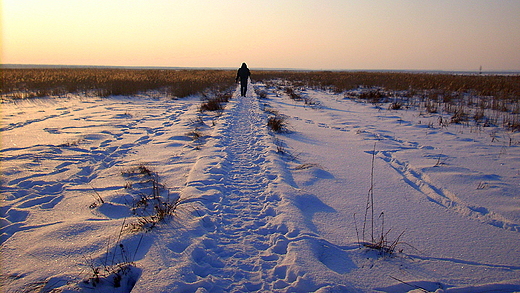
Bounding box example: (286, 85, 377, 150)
(82, 255, 140, 290)
(358, 89, 388, 104)
(266, 103, 290, 134)
(363, 212, 406, 255)
(88, 185, 105, 209)
(285, 86, 303, 101)
(388, 101, 403, 110)
(268, 116, 287, 133)
(123, 164, 184, 231)
(186, 130, 203, 141)
(80, 221, 142, 291)
(200, 92, 232, 112)
(359, 143, 406, 256)
(285, 85, 319, 106)
(200, 98, 224, 111)
(256, 89, 268, 99)
(57, 138, 83, 147)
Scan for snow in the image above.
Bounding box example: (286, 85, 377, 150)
(1, 80, 519, 292)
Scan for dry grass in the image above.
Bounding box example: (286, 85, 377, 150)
(4, 68, 518, 131)
(4, 69, 518, 100)
(257, 71, 519, 132)
(283, 86, 318, 106)
(254, 70, 520, 98)
(356, 143, 406, 256)
(122, 164, 183, 231)
(199, 92, 232, 112)
(186, 130, 203, 141)
(268, 116, 287, 133)
(1, 68, 236, 99)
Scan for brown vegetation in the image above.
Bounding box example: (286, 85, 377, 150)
(200, 92, 232, 112)
(254, 71, 520, 98)
(1, 68, 236, 98)
(3, 68, 518, 130)
(257, 71, 519, 131)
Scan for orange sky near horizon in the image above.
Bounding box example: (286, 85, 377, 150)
(2, 0, 520, 71)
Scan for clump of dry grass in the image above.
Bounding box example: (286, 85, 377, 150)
(362, 212, 406, 255)
(83, 247, 139, 290)
(186, 130, 203, 141)
(388, 102, 403, 110)
(504, 117, 520, 132)
(255, 89, 268, 99)
(355, 143, 406, 256)
(200, 99, 223, 111)
(358, 89, 387, 104)
(122, 164, 183, 231)
(57, 138, 83, 147)
(268, 116, 287, 133)
(80, 220, 143, 291)
(285, 87, 303, 101)
(200, 92, 232, 112)
(284, 86, 319, 106)
(424, 100, 438, 113)
(450, 108, 469, 124)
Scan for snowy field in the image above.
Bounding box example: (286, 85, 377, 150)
(1, 80, 520, 292)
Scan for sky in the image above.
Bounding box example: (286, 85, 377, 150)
(2, 0, 520, 71)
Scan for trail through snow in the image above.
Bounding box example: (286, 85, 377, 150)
(176, 88, 285, 290)
(199, 94, 279, 286)
(132, 85, 336, 292)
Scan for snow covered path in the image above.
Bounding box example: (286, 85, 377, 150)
(133, 86, 312, 292)
(200, 96, 278, 287)
(179, 91, 284, 290)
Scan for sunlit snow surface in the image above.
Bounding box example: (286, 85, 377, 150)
(1, 81, 519, 292)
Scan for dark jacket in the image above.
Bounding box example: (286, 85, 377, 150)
(236, 63, 251, 83)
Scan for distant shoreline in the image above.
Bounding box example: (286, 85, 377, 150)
(2, 64, 519, 76)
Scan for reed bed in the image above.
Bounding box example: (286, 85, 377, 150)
(255, 71, 520, 131)
(1, 68, 236, 99)
(4, 68, 518, 100)
(254, 71, 520, 98)
(2, 68, 518, 130)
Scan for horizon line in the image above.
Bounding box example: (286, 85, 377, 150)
(2, 63, 520, 75)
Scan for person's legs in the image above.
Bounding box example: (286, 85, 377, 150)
(240, 79, 248, 96)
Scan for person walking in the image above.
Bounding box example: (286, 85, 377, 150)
(235, 63, 251, 97)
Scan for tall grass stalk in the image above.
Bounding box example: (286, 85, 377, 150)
(359, 143, 406, 255)
(363, 142, 377, 242)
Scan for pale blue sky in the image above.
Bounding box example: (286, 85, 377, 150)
(2, 0, 519, 70)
